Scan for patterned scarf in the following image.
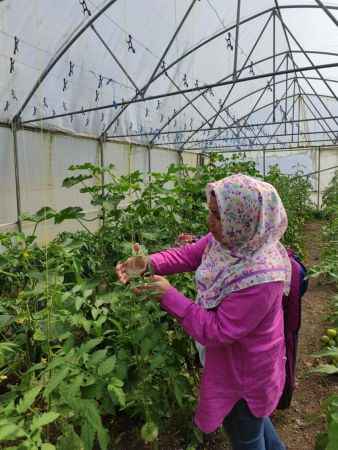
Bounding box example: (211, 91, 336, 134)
(195, 174, 291, 310)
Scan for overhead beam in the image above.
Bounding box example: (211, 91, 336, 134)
(14, 0, 120, 120)
(102, 0, 198, 137)
(107, 115, 338, 139)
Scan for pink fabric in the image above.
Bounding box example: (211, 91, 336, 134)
(150, 236, 286, 433)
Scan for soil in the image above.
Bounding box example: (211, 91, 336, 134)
(115, 221, 337, 450)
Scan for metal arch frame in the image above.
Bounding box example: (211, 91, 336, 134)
(177, 1, 338, 149)
(13, 2, 338, 151)
(173, 129, 337, 145)
(100, 0, 199, 138)
(148, 13, 275, 148)
(105, 74, 338, 138)
(151, 91, 338, 149)
(20, 61, 338, 125)
(13, 0, 120, 123)
(107, 113, 338, 140)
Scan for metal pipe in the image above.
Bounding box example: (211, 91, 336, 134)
(263, 149, 266, 176)
(285, 53, 289, 135)
(301, 94, 336, 142)
(273, 9, 276, 122)
(314, 0, 338, 27)
(161, 127, 335, 147)
(298, 82, 337, 139)
(91, 25, 140, 92)
(317, 146, 321, 208)
(142, 0, 198, 96)
(21, 61, 338, 126)
(14, 0, 120, 120)
(235, 55, 287, 141)
(108, 114, 338, 139)
(233, 0, 242, 80)
(283, 21, 338, 104)
(148, 73, 213, 145)
(210, 12, 273, 129)
(184, 136, 336, 151)
(11, 120, 22, 232)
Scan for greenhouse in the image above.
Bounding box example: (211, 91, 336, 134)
(0, 1, 337, 449)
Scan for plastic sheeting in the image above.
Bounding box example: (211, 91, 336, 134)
(1, 0, 338, 151)
(0, 126, 185, 238)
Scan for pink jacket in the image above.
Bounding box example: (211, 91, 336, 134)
(150, 234, 286, 433)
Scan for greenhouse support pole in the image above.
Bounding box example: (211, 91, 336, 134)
(273, 9, 276, 123)
(263, 149, 266, 177)
(98, 136, 106, 227)
(99, 136, 105, 198)
(233, 0, 242, 80)
(317, 146, 321, 209)
(147, 145, 152, 183)
(285, 53, 289, 135)
(11, 119, 22, 232)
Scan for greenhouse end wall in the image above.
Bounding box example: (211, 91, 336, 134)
(0, 124, 337, 241)
(0, 125, 186, 241)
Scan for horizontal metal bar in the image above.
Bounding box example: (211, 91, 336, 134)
(304, 164, 338, 178)
(21, 61, 338, 126)
(107, 115, 338, 139)
(185, 136, 335, 151)
(279, 4, 338, 11)
(160, 129, 338, 147)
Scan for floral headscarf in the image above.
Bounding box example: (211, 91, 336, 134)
(195, 174, 291, 310)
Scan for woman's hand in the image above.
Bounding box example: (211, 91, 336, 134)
(174, 233, 198, 247)
(116, 255, 149, 284)
(133, 275, 172, 301)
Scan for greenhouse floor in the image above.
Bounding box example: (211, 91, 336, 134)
(112, 221, 337, 450)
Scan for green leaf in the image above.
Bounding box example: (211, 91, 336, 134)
(311, 364, 338, 375)
(75, 297, 84, 311)
(97, 356, 116, 377)
(31, 411, 60, 432)
(108, 378, 125, 407)
(21, 207, 56, 224)
(62, 174, 92, 188)
(80, 338, 103, 354)
(141, 422, 159, 443)
(54, 207, 85, 224)
(33, 328, 47, 342)
(81, 421, 95, 450)
(0, 314, 14, 330)
(81, 399, 109, 450)
(328, 413, 338, 450)
(0, 423, 26, 441)
(17, 385, 42, 414)
(313, 349, 338, 358)
(41, 444, 56, 450)
(44, 367, 70, 397)
(89, 349, 107, 366)
(57, 425, 83, 450)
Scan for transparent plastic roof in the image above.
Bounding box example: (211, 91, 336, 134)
(1, 0, 337, 151)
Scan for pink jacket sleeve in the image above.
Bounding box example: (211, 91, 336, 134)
(149, 234, 211, 275)
(160, 282, 284, 345)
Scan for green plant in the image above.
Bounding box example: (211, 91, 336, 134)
(0, 156, 313, 448)
(265, 165, 313, 255)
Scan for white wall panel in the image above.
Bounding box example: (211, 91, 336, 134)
(0, 127, 17, 227)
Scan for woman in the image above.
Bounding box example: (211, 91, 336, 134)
(116, 174, 289, 450)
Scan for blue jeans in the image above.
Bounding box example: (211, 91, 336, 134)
(223, 400, 286, 450)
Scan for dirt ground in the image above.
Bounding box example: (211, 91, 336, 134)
(116, 221, 337, 450)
